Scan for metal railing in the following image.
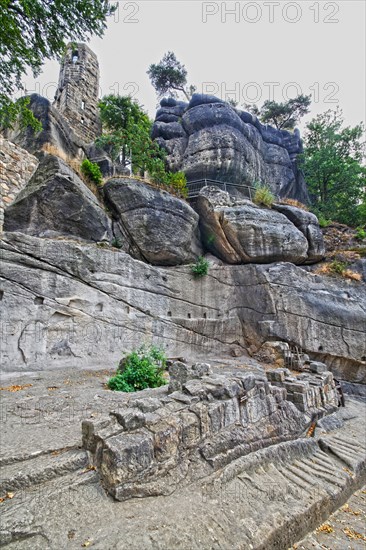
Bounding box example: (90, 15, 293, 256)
(186, 178, 257, 200)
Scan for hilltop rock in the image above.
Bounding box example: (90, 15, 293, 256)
(152, 94, 309, 203)
(195, 187, 309, 264)
(104, 178, 202, 265)
(4, 153, 112, 242)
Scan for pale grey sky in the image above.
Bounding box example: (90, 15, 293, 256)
(23, 0, 365, 132)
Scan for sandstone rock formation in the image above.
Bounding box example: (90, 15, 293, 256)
(104, 177, 202, 265)
(5, 94, 85, 159)
(4, 153, 112, 242)
(195, 186, 314, 264)
(273, 203, 325, 263)
(0, 137, 38, 232)
(152, 94, 309, 203)
(1, 232, 364, 384)
(82, 363, 338, 501)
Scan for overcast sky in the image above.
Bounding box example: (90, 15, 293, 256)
(23, 0, 365, 133)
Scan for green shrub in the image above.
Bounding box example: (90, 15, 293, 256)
(253, 183, 275, 207)
(355, 227, 366, 241)
(108, 345, 167, 392)
(329, 260, 348, 275)
(191, 256, 209, 278)
(81, 159, 103, 186)
(111, 237, 123, 249)
(317, 213, 332, 228)
(166, 171, 188, 198)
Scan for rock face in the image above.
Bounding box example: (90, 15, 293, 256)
(82, 364, 338, 500)
(5, 94, 85, 159)
(273, 203, 325, 263)
(196, 187, 309, 264)
(152, 94, 309, 203)
(104, 177, 202, 265)
(4, 153, 112, 242)
(0, 137, 38, 232)
(1, 232, 365, 384)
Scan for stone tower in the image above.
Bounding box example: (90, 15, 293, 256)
(53, 43, 101, 143)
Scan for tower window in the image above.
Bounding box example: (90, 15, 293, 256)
(72, 50, 78, 64)
(81, 100, 85, 110)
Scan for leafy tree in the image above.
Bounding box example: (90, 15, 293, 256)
(96, 94, 188, 196)
(147, 52, 196, 101)
(96, 94, 165, 175)
(245, 95, 311, 130)
(301, 107, 366, 226)
(0, 0, 115, 130)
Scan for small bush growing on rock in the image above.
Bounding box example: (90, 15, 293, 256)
(81, 159, 103, 186)
(108, 345, 167, 392)
(356, 227, 366, 241)
(253, 183, 275, 207)
(317, 214, 332, 228)
(111, 237, 123, 249)
(191, 256, 209, 278)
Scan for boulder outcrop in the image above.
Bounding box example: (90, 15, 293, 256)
(104, 177, 202, 265)
(4, 153, 112, 242)
(5, 94, 85, 159)
(152, 94, 309, 203)
(273, 203, 325, 263)
(1, 232, 364, 383)
(195, 187, 310, 264)
(82, 363, 338, 500)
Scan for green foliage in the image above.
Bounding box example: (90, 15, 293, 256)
(150, 168, 188, 198)
(97, 95, 165, 176)
(317, 214, 332, 228)
(356, 228, 366, 241)
(253, 183, 275, 207)
(111, 237, 123, 249)
(0, 95, 42, 132)
(81, 159, 103, 186)
(97, 95, 188, 197)
(301, 108, 366, 227)
(328, 260, 348, 275)
(147, 51, 196, 101)
(108, 346, 167, 392)
(0, 0, 115, 129)
(247, 95, 311, 130)
(191, 256, 209, 278)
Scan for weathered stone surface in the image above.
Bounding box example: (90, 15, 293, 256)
(0, 137, 38, 232)
(103, 177, 202, 265)
(153, 94, 309, 202)
(3, 153, 112, 241)
(53, 43, 101, 143)
(1, 232, 365, 384)
(84, 368, 337, 500)
(196, 186, 309, 264)
(1, 362, 366, 550)
(273, 203, 325, 263)
(5, 94, 85, 158)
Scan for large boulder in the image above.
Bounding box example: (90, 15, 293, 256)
(273, 203, 325, 263)
(152, 94, 309, 203)
(104, 178, 202, 265)
(4, 153, 112, 242)
(195, 187, 309, 264)
(5, 94, 85, 159)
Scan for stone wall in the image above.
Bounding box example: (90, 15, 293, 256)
(0, 137, 38, 232)
(82, 363, 339, 501)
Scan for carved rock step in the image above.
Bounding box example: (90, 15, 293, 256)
(0, 447, 88, 494)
